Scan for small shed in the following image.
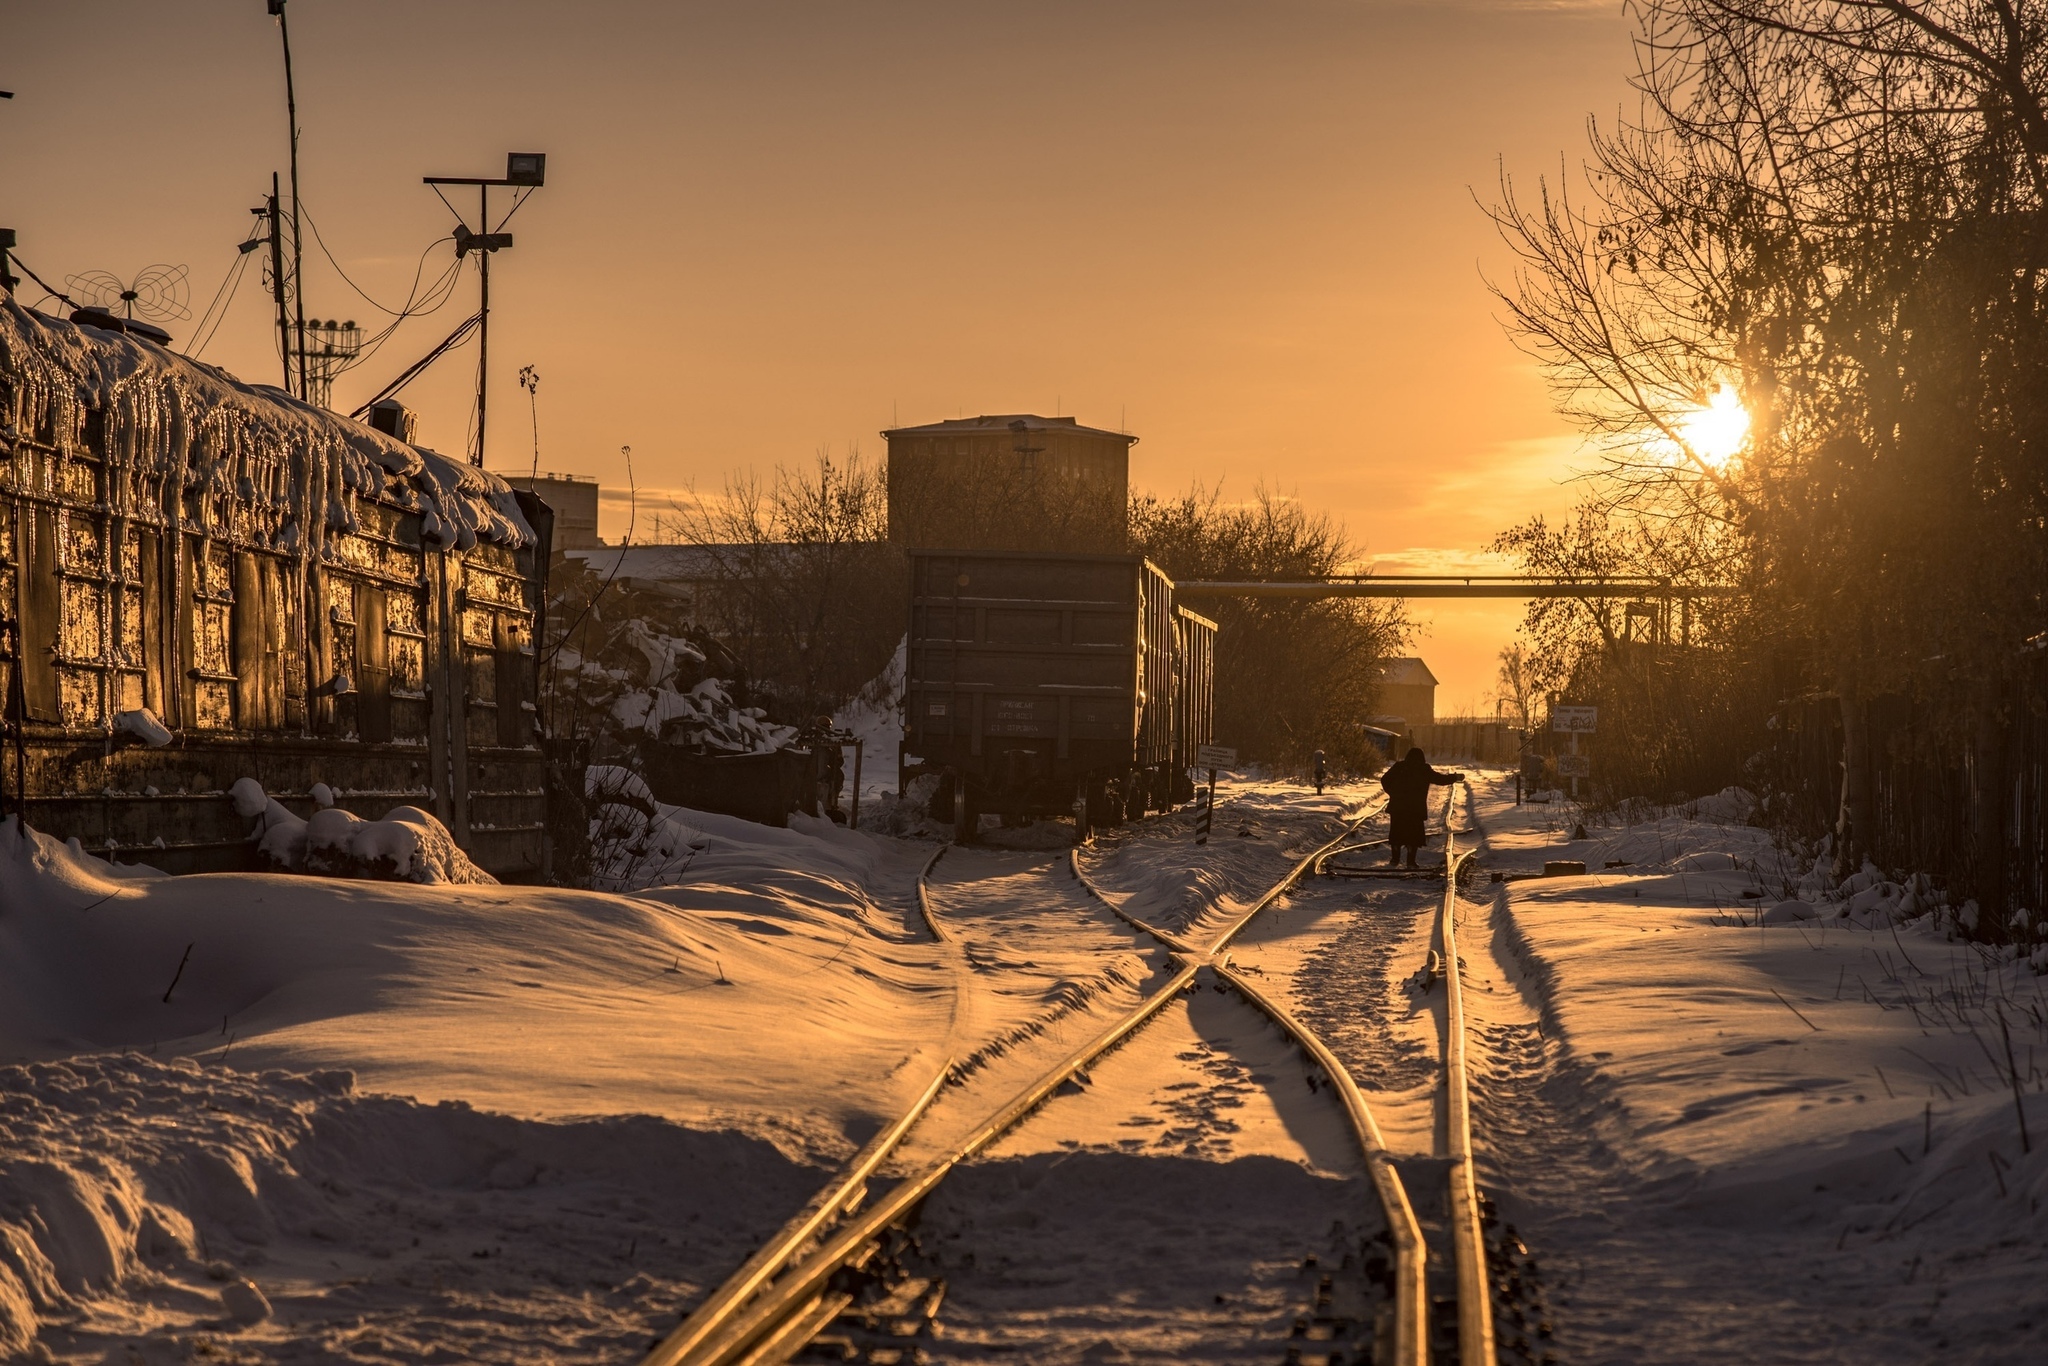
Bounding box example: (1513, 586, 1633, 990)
(1377, 656, 1438, 728)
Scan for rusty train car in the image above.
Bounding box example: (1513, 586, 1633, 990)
(901, 549, 1216, 838)
(0, 298, 551, 878)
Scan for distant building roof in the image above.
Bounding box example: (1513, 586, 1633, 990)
(560, 542, 833, 598)
(1381, 657, 1439, 687)
(881, 414, 1137, 444)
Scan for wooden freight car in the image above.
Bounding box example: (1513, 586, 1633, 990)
(901, 549, 1215, 840)
(0, 299, 550, 878)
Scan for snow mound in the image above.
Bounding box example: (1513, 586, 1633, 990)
(232, 780, 494, 884)
(1759, 898, 1816, 924)
(589, 779, 879, 896)
(113, 707, 172, 748)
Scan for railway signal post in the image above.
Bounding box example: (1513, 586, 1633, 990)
(1552, 705, 1596, 800)
(1194, 745, 1235, 844)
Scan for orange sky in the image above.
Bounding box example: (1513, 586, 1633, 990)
(4, 0, 1631, 712)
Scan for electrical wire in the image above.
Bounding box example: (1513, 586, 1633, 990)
(492, 185, 535, 234)
(181, 231, 264, 359)
(6, 254, 77, 311)
(323, 254, 465, 379)
(347, 308, 482, 419)
(298, 197, 453, 319)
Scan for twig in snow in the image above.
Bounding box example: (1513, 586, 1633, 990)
(1890, 922, 1927, 977)
(161, 943, 194, 1003)
(1998, 1006, 2031, 1154)
(1769, 988, 1822, 1032)
(1924, 1102, 1933, 1155)
(1988, 1150, 2008, 1198)
(714, 959, 732, 986)
(1875, 1064, 1895, 1098)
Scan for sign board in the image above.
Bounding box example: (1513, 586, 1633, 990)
(1551, 706, 1598, 734)
(1195, 744, 1238, 770)
(1557, 753, 1591, 778)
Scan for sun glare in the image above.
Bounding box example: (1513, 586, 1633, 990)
(1676, 385, 1750, 466)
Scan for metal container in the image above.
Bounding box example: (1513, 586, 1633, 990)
(902, 549, 1213, 835)
(636, 743, 824, 829)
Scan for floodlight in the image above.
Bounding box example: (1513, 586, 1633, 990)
(506, 152, 546, 187)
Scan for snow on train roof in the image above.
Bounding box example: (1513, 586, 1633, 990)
(0, 297, 534, 556)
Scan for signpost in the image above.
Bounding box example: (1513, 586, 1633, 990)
(1550, 706, 1596, 798)
(1194, 745, 1236, 845)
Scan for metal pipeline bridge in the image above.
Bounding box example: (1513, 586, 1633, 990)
(1174, 574, 1735, 599)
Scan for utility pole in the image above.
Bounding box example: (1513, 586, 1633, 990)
(266, 176, 290, 393)
(477, 183, 489, 466)
(269, 0, 309, 403)
(423, 153, 545, 466)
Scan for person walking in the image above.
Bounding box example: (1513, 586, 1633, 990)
(1379, 747, 1463, 869)
(1311, 748, 1327, 795)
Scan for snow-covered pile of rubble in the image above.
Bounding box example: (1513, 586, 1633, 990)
(556, 619, 798, 756)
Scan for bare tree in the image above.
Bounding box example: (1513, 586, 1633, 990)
(1492, 643, 1542, 732)
(1489, 0, 2048, 878)
(1131, 484, 1410, 775)
(663, 450, 905, 723)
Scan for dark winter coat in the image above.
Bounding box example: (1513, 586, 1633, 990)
(1380, 753, 1462, 847)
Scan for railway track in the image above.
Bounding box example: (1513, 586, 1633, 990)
(645, 785, 1497, 1366)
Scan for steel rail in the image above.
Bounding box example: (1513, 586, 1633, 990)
(1438, 785, 1496, 1366)
(1313, 837, 1389, 876)
(665, 794, 1398, 1366)
(1199, 797, 1390, 958)
(1213, 960, 1428, 1366)
(1067, 846, 1196, 954)
(643, 1063, 952, 1366)
(677, 961, 1203, 1366)
(914, 843, 950, 942)
(1070, 795, 1428, 1365)
(1070, 798, 1388, 959)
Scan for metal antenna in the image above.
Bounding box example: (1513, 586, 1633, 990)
(269, 0, 309, 401)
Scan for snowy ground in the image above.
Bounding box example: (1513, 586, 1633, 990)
(4, 766, 2045, 1362)
(1456, 773, 2048, 1365)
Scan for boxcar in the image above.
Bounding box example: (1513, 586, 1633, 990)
(0, 299, 549, 878)
(901, 549, 1215, 837)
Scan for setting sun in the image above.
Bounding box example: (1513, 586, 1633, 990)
(1676, 384, 1750, 465)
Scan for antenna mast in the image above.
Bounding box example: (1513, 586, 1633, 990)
(268, 175, 290, 392)
(269, 0, 309, 402)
